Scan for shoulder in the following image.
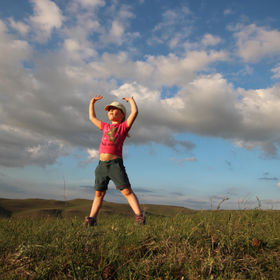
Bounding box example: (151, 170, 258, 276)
(120, 120, 130, 129)
(121, 120, 128, 126)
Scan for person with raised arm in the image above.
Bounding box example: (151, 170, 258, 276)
(84, 95, 145, 226)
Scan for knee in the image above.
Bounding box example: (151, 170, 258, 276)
(121, 187, 132, 197)
(95, 191, 106, 198)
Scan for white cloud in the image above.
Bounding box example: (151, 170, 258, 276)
(75, 0, 105, 8)
(237, 86, 280, 138)
(29, 0, 64, 42)
(99, 4, 136, 46)
(0, 20, 32, 67)
(8, 18, 29, 36)
(64, 38, 97, 60)
(233, 24, 280, 62)
(271, 64, 280, 79)
(0, 18, 103, 167)
(161, 74, 239, 130)
(115, 76, 280, 156)
(224, 9, 233, 16)
(89, 50, 228, 87)
(109, 77, 238, 146)
(62, 12, 100, 62)
(69, 0, 105, 13)
(0, 125, 68, 167)
(201, 34, 222, 46)
(108, 20, 125, 45)
(186, 157, 197, 162)
(87, 149, 99, 160)
(26, 145, 42, 158)
(150, 6, 192, 49)
(111, 82, 160, 103)
(64, 38, 80, 52)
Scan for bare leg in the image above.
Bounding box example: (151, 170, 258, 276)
(121, 188, 142, 216)
(89, 190, 106, 218)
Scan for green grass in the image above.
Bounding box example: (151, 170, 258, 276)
(1, 206, 280, 279)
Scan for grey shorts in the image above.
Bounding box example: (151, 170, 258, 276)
(94, 158, 131, 191)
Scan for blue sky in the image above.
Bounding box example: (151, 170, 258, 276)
(1, 0, 280, 209)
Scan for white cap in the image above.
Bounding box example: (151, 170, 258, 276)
(104, 101, 126, 117)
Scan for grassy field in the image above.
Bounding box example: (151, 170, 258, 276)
(1, 199, 280, 279)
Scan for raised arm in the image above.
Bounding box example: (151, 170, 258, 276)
(122, 96, 138, 127)
(89, 96, 103, 129)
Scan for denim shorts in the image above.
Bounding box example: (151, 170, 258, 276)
(94, 158, 131, 191)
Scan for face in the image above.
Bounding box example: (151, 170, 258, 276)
(107, 107, 125, 123)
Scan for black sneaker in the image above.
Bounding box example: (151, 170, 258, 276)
(83, 216, 96, 227)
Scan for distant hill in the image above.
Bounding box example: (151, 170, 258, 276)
(0, 198, 195, 218)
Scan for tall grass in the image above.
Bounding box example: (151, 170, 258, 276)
(1, 210, 280, 279)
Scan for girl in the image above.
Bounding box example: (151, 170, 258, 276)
(84, 95, 145, 226)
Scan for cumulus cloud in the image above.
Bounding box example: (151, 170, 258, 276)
(0, 125, 69, 167)
(160, 74, 240, 136)
(8, 18, 29, 36)
(0, 17, 102, 167)
(75, 0, 105, 8)
(151, 6, 192, 49)
(64, 38, 97, 60)
(0, 20, 32, 67)
(271, 63, 280, 79)
(29, 0, 64, 42)
(233, 24, 280, 62)
(201, 34, 222, 46)
(99, 4, 137, 46)
(89, 50, 228, 88)
(235, 85, 280, 154)
(112, 75, 280, 156)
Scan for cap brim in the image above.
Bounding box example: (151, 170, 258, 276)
(104, 105, 125, 115)
(104, 105, 118, 111)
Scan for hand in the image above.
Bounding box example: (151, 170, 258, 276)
(91, 95, 103, 103)
(122, 96, 134, 102)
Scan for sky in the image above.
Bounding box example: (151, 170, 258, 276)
(0, 0, 280, 210)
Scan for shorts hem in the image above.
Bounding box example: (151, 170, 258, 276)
(117, 184, 131, 190)
(94, 186, 108, 191)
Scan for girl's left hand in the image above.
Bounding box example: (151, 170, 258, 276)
(122, 97, 134, 102)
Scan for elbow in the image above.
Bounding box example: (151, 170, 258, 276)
(89, 115, 95, 123)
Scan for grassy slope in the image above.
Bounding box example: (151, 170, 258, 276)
(0, 198, 194, 218)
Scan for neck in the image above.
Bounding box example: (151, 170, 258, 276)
(111, 120, 121, 124)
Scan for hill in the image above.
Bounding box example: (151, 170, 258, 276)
(0, 198, 194, 218)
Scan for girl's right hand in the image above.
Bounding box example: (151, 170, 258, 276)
(91, 95, 103, 103)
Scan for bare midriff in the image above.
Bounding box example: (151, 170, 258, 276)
(99, 153, 121, 161)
